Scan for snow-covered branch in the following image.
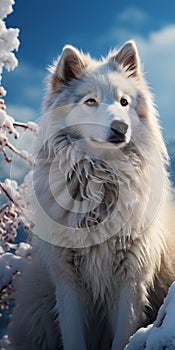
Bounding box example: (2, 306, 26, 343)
(0, 99, 37, 164)
(0, 0, 19, 77)
(0, 0, 35, 314)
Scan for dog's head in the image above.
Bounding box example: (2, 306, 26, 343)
(42, 40, 159, 155)
(32, 41, 168, 247)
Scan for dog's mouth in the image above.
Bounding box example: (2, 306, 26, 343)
(90, 134, 126, 148)
(107, 131, 126, 144)
(87, 138, 126, 151)
(91, 137, 125, 144)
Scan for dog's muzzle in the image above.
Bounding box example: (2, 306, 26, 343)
(108, 120, 128, 144)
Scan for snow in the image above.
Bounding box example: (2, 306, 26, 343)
(0, 0, 19, 81)
(0, 335, 11, 350)
(0, 0, 15, 20)
(0, 179, 20, 202)
(0, 252, 27, 290)
(27, 121, 38, 133)
(0, 86, 6, 96)
(125, 283, 175, 350)
(15, 242, 32, 258)
(0, 27, 19, 52)
(0, 110, 19, 137)
(0, 22, 19, 74)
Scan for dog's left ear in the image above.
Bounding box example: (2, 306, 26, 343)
(45, 46, 86, 109)
(54, 45, 85, 85)
(110, 41, 141, 78)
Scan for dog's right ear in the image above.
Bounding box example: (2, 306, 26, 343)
(109, 41, 141, 79)
(49, 46, 86, 89)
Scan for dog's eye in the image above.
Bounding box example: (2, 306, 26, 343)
(120, 98, 128, 107)
(84, 98, 98, 107)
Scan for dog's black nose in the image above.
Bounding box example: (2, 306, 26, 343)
(111, 120, 128, 135)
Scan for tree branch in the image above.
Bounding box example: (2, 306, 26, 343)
(5, 141, 33, 166)
(0, 183, 19, 208)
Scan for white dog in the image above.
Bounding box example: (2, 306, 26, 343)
(9, 41, 175, 350)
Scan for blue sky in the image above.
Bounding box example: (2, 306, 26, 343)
(3, 0, 175, 141)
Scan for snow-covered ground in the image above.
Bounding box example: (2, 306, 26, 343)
(125, 283, 175, 350)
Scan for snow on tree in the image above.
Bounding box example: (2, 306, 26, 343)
(0, 0, 36, 316)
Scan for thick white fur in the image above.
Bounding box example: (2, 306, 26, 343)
(9, 42, 175, 350)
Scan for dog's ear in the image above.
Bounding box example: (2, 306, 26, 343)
(110, 41, 141, 78)
(51, 45, 85, 87)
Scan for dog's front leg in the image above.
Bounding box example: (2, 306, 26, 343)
(55, 281, 86, 350)
(111, 283, 141, 350)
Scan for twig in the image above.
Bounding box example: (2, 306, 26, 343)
(13, 122, 37, 132)
(1, 147, 12, 163)
(0, 203, 9, 215)
(6, 141, 33, 166)
(13, 122, 29, 130)
(0, 183, 19, 209)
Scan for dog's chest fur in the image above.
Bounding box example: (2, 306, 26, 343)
(50, 229, 152, 316)
(36, 141, 163, 312)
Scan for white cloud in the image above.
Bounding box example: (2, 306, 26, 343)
(15, 63, 45, 102)
(7, 105, 38, 122)
(10, 62, 44, 82)
(5, 62, 44, 121)
(24, 86, 43, 102)
(117, 6, 148, 24)
(97, 6, 148, 46)
(3, 61, 45, 111)
(134, 25, 175, 140)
